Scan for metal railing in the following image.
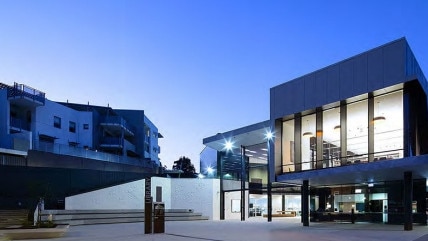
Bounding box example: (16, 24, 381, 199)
(7, 82, 46, 104)
(32, 140, 156, 169)
(10, 117, 31, 131)
(101, 116, 136, 135)
(281, 149, 404, 173)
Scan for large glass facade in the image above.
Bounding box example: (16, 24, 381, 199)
(322, 108, 341, 167)
(346, 99, 368, 163)
(282, 119, 294, 172)
(301, 114, 316, 170)
(279, 89, 404, 173)
(373, 91, 403, 160)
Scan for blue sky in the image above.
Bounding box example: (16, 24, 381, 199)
(1, 0, 427, 170)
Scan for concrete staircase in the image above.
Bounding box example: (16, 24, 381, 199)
(40, 209, 209, 226)
(0, 210, 29, 228)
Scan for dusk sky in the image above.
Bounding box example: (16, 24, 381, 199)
(1, 1, 427, 170)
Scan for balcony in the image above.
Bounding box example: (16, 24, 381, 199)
(99, 137, 123, 149)
(100, 116, 135, 137)
(9, 117, 31, 133)
(32, 140, 156, 169)
(7, 83, 45, 107)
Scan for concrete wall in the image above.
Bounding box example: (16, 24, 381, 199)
(35, 100, 92, 147)
(65, 177, 221, 220)
(224, 191, 249, 220)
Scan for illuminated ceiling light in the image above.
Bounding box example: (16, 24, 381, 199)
(302, 132, 314, 137)
(261, 148, 268, 151)
(355, 189, 362, 194)
(246, 154, 253, 157)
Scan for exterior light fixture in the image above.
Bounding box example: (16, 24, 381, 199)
(265, 130, 274, 140)
(198, 173, 204, 179)
(224, 140, 233, 151)
(207, 167, 214, 174)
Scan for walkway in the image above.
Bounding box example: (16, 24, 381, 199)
(2, 218, 428, 241)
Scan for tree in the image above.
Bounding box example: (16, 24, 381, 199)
(173, 156, 195, 174)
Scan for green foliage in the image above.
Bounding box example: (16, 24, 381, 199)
(173, 156, 196, 174)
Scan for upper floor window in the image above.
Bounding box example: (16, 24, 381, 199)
(54, 116, 61, 129)
(69, 121, 76, 133)
(83, 123, 89, 130)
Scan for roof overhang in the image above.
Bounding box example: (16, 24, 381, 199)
(203, 120, 271, 151)
(277, 155, 428, 187)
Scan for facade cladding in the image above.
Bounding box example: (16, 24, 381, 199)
(0, 82, 162, 209)
(203, 38, 428, 227)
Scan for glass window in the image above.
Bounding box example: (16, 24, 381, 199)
(301, 114, 316, 170)
(282, 119, 295, 172)
(83, 123, 89, 130)
(374, 91, 403, 160)
(347, 100, 368, 163)
(54, 116, 61, 129)
(323, 108, 341, 167)
(69, 121, 76, 133)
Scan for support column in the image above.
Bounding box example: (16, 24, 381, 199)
(404, 171, 413, 231)
(368, 94, 375, 162)
(316, 108, 323, 169)
(219, 152, 224, 220)
(267, 136, 273, 222)
(241, 146, 246, 221)
(302, 180, 309, 226)
(340, 101, 347, 166)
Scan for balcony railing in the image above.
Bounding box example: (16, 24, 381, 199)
(7, 82, 46, 105)
(100, 137, 123, 147)
(10, 117, 31, 131)
(32, 140, 156, 169)
(100, 116, 135, 135)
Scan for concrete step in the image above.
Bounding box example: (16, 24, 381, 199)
(0, 210, 29, 228)
(40, 209, 209, 226)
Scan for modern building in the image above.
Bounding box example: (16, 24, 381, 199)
(203, 38, 428, 230)
(0, 82, 162, 209)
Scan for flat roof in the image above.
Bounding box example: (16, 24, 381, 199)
(203, 120, 271, 151)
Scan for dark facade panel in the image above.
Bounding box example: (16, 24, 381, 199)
(353, 54, 368, 95)
(315, 70, 328, 105)
(271, 38, 409, 119)
(383, 40, 405, 87)
(339, 59, 354, 99)
(405, 43, 428, 92)
(304, 75, 318, 110)
(367, 47, 384, 91)
(326, 64, 341, 103)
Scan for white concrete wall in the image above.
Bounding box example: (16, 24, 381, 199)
(65, 177, 221, 220)
(170, 178, 219, 220)
(152, 177, 172, 208)
(65, 179, 145, 210)
(224, 191, 249, 220)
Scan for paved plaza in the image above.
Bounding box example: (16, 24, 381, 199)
(2, 217, 428, 241)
